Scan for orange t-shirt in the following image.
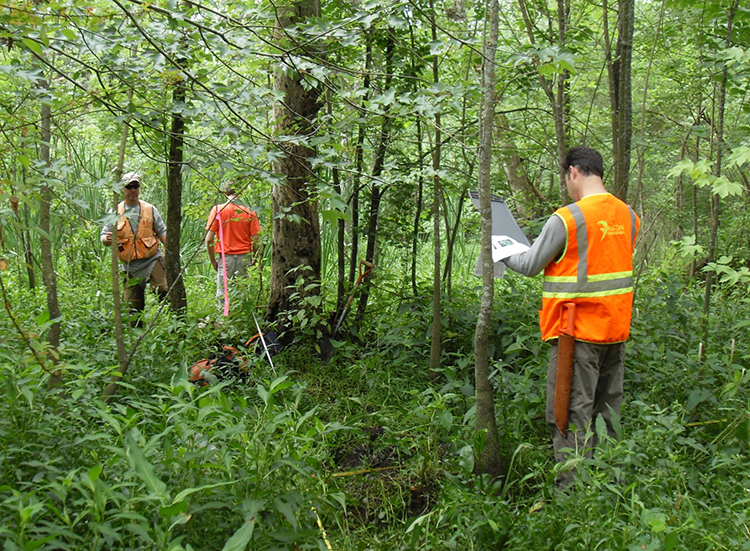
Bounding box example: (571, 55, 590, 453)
(206, 200, 261, 255)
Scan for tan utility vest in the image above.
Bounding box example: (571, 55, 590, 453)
(539, 194, 639, 343)
(116, 201, 159, 263)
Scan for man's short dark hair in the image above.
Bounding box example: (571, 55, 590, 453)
(563, 147, 604, 178)
(222, 181, 237, 196)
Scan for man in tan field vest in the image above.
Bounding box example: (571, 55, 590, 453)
(100, 172, 168, 325)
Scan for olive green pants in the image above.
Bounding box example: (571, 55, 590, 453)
(124, 257, 168, 322)
(546, 340, 626, 488)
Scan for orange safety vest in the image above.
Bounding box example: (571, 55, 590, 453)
(539, 194, 640, 343)
(116, 201, 160, 263)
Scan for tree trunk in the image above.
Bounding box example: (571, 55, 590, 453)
(412, 116, 425, 296)
(349, 38, 372, 288)
(102, 94, 134, 401)
(691, 132, 701, 279)
(267, 0, 322, 327)
(604, 0, 635, 201)
(517, 0, 568, 201)
(38, 78, 62, 390)
(429, 0, 442, 377)
(14, 165, 36, 290)
(702, 0, 738, 339)
(332, 131, 346, 315)
(165, 66, 188, 315)
(355, 32, 394, 324)
(474, 0, 505, 480)
(497, 113, 543, 220)
(441, 189, 467, 294)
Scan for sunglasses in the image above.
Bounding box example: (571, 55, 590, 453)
(124, 183, 140, 190)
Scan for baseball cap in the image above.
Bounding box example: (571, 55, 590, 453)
(122, 172, 142, 188)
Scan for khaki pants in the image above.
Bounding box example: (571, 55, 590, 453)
(546, 340, 626, 487)
(124, 257, 168, 319)
(215, 253, 251, 299)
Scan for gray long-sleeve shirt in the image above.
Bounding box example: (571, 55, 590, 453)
(502, 215, 566, 276)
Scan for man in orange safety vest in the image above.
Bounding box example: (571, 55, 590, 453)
(502, 147, 640, 488)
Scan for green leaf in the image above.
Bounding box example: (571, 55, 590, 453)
(159, 500, 188, 518)
(727, 146, 750, 167)
(21, 38, 43, 55)
(686, 388, 712, 412)
(256, 384, 269, 405)
(321, 208, 347, 224)
(124, 430, 168, 503)
(23, 535, 58, 550)
(458, 444, 474, 476)
(642, 508, 668, 533)
(428, 40, 444, 55)
(88, 465, 102, 484)
(272, 493, 300, 529)
(222, 500, 264, 551)
(438, 410, 453, 432)
(664, 531, 679, 551)
(172, 480, 235, 504)
(667, 159, 694, 178)
(268, 376, 292, 396)
(711, 176, 744, 198)
(670, 235, 704, 258)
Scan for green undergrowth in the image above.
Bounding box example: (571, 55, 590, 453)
(1, 270, 749, 549)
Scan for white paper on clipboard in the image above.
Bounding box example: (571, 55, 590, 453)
(470, 192, 531, 278)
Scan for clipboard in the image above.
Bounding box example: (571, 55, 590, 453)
(470, 192, 530, 278)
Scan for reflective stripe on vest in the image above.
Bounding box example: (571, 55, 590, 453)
(542, 203, 636, 299)
(539, 194, 639, 343)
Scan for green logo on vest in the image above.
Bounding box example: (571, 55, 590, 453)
(598, 220, 625, 240)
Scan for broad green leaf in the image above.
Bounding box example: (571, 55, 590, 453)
(222, 518, 255, 551)
(642, 508, 667, 533)
(669, 234, 704, 258)
(88, 465, 102, 484)
(273, 493, 301, 529)
(720, 46, 748, 65)
(458, 444, 474, 476)
(727, 146, 750, 167)
(664, 531, 679, 551)
(321, 208, 347, 224)
(686, 388, 712, 412)
(172, 480, 235, 505)
(438, 410, 453, 431)
(667, 159, 694, 178)
(159, 500, 188, 518)
(268, 375, 291, 396)
(428, 40, 444, 55)
(222, 500, 264, 551)
(256, 384, 269, 405)
(23, 534, 57, 551)
(711, 176, 743, 198)
(124, 430, 168, 502)
(21, 38, 43, 55)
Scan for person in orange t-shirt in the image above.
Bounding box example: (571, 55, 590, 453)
(205, 183, 262, 300)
